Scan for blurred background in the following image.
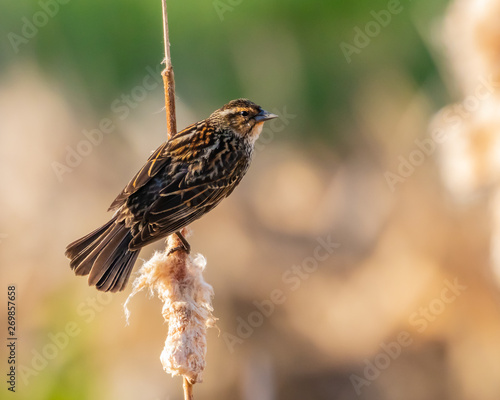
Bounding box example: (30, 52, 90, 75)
(3, 0, 500, 399)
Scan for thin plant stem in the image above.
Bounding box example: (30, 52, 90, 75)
(183, 377, 194, 400)
(161, 0, 177, 139)
(160, 0, 184, 253)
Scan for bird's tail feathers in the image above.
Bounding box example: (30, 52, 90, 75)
(65, 218, 139, 292)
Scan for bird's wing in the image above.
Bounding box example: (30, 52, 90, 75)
(108, 123, 199, 211)
(128, 186, 228, 249)
(128, 139, 248, 250)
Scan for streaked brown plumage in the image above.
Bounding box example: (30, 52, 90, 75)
(65, 99, 278, 292)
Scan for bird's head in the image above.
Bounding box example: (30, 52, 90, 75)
(210, 99, 278, 143)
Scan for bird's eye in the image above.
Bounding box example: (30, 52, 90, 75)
(239, 111, 249, 117)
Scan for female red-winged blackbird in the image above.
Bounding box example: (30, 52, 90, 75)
(65, 99, 278, 292)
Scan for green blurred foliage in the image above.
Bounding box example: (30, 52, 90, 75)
(1, 0, 449, 147)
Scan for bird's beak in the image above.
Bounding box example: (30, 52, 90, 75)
(255, 109, 278, 122)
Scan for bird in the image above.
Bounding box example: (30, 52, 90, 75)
(65, 99, 278, 292)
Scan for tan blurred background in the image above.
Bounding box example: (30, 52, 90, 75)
(2, 0, 500, 399)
